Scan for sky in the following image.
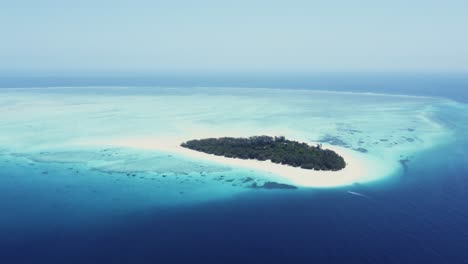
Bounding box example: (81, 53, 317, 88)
(1, 0, 467, 73)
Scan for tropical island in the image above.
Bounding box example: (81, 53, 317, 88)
(181, 136, 346, 171)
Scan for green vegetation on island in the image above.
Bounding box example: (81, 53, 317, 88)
(181, 136, 346, 171)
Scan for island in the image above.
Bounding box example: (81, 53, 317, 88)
(181, 136, 346, 171)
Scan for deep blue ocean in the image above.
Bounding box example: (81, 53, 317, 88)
(1, 72, 468, 263)
(1, 71, 468, 103)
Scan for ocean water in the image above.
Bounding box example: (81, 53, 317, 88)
(1, 71, 467, 103)
(1, 75, 468, 263)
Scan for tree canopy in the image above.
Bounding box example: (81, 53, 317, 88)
(181, 136, 346, 171)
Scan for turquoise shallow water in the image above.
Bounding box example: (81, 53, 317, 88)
(0, 87, 453, 180)
(1, 85, 467, 263)
(0, 87, 457, 205)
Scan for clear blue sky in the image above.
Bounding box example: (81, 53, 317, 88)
(1, 0, 467, 72)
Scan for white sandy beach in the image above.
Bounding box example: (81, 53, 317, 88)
(2, 87, 448, 189)
(108, 136, 372, 188)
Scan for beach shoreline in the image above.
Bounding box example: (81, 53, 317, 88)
(107, 136, 373, 188)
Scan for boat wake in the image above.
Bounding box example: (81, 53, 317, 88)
(347, 191, 372, 200)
